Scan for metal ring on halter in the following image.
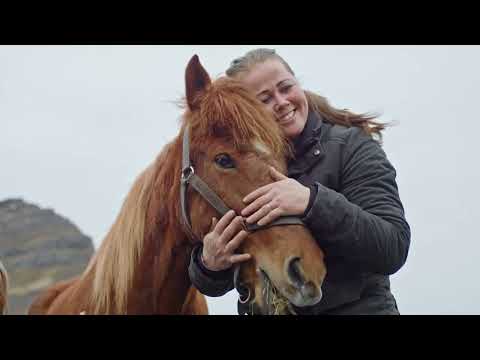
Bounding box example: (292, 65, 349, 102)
(181, 166, 195, 183)
(238, 286, 252, 304)
(234, 263, 252, 304)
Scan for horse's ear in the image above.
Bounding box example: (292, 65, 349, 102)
(185, 55, 211, 111)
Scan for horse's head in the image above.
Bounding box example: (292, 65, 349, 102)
(182, 55, 326, 314)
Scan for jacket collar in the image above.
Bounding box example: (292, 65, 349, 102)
(291, 109, 323, 157)
(288, 110, 327, 179)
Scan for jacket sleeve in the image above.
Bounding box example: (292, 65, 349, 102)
(188, 243, 235, 297)
(302, 128, 411, 275)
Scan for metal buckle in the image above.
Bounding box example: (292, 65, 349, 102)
(181, 166, 195, 183)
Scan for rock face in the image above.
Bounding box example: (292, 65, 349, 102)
(0, 198, 94, 314)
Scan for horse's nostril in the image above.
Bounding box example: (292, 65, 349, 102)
(286, 257, 306, 288)
(286, 258, 322, 305)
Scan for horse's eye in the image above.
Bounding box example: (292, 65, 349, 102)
(214, 153, 235, 169)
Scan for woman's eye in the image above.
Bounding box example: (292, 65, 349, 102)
(280, 85, 292, 93)
(214, 154, 236, 169)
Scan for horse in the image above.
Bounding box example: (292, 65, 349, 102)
(27, 55, 327, 315)
(0, 260, 8, 314)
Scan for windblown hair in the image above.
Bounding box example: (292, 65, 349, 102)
(226, 48, 388, 141)
(0, 260, 8, 315)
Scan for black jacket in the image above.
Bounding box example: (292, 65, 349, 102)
(188, 110, 411, 315)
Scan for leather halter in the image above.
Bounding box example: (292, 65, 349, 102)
(180, 125, 304, 241)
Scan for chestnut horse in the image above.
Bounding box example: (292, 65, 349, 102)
(28, 55, 326, 315)
(0, 260, 8, 314)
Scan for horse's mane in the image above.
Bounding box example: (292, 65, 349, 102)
(87, 163, 157, 314)
(85, 76, 289, 314)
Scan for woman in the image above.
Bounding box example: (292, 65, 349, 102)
(188, 48, 411, 315)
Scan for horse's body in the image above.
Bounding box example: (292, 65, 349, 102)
(28, 55, 326, 315)
(0, 260, 8, 314)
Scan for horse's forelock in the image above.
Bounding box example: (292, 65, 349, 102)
(188, 78, 291, 159)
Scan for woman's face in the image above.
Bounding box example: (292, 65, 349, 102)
(237, 59, 309, 139)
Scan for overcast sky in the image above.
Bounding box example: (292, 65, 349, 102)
(1, 45, 478, 314)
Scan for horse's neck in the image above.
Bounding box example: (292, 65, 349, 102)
(123, 141, 196, 314)
(127, 225, 194, 314)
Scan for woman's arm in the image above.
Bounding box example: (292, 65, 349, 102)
(303, 128, 411, 275)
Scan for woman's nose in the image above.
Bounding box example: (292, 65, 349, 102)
(273, 94, 289, 111)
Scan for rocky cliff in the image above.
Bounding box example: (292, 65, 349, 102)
(0, 198, 94, 314)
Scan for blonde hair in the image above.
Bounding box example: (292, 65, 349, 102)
(226, 48, 388, 141)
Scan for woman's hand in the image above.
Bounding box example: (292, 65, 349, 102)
(201, 210, 251, 271)
(241, 167, 310, 226)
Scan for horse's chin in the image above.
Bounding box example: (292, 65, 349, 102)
(256, 269, 297, 315)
